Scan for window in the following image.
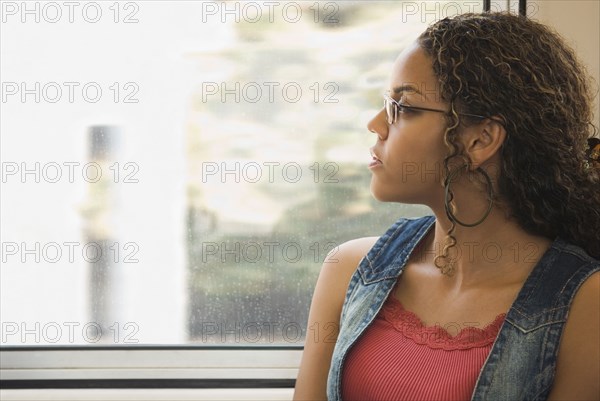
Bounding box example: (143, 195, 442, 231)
(0, 0, 511, 391)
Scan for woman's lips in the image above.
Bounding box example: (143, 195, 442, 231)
(369, 153, 383, 168)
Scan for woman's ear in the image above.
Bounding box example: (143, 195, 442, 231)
(462, 118, 507, 170)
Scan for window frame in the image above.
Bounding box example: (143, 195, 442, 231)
(1, 345, 302, 388)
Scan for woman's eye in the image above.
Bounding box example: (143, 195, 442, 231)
(397, 104, 414, 114)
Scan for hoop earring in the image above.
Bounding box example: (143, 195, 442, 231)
(444, 164, 493, 227)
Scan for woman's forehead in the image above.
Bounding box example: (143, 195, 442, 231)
(390, 43, 441, 102)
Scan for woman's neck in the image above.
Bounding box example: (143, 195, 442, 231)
(422, 207, 553, 290)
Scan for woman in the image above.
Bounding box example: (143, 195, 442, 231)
(294, 12, 600, 401)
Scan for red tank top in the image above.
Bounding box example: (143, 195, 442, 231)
(341, 287, 506, 401)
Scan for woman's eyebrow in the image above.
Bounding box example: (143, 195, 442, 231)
(392, 84, 422, 95)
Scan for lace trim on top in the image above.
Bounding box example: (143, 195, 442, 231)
(380, 295, 506, 351)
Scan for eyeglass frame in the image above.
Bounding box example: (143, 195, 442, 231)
(383, 93, 505, 126)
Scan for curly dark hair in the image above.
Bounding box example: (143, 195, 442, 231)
(417, 12, 600, 267)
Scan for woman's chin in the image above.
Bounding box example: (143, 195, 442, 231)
(369, 184, 399, 203)
(370, 182, 421, 204)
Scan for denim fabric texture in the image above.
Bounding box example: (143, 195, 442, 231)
(326, 215, 600, 401)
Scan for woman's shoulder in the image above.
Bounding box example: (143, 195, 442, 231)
(330, 237, 380, 264)
(547, 270, 599, 400)
(315, 215, 436, 306)
(314, 237, 380, 306)
(316, 236, 380, 287)
(321, 237, 380, 280)
(323, 215, 434, 277)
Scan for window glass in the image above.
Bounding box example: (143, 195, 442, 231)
(1, 1, 484, 346)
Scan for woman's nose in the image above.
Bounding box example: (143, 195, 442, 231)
(367, 108, 388, 140)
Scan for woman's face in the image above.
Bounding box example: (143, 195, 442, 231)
(367, 41, 450, 205)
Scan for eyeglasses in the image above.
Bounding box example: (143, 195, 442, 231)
(383, 94, 500, 125)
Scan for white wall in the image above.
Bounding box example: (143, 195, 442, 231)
(534, 0, 600, 128)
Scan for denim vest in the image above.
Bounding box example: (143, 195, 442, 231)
(326, 215, 600, 401)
